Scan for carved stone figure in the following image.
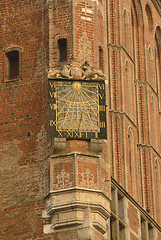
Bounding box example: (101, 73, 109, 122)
(47, 61, 105, 80)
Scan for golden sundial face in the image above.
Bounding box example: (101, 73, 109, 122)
(49, 79, 107, 139)
(57, 81, 99, 132)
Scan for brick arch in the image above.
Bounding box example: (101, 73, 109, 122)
(4, 45, 23, 53)
(155, 26, 161, 109)
(145, 4, 153, 31)
(131, 0, 144, 81)
(155, 25, 161, 48)
(131, 0, 144, 30)
(4, 46, 23, 82)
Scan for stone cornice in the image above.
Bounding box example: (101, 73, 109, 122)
(109, 110, 138, 130)
(137, 143, 161, 159)
(44, 187, 111, 235)
(50, 151, 101, 159)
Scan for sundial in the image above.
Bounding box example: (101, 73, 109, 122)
(49, 79, 107, 140)
(48, 63, 107, 140)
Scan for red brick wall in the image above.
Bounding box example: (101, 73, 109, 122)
(49, 0, 72, 67)
(109, 0, 161, 222)
(0, 1, 51, 239)
(128, 204, 139, 233)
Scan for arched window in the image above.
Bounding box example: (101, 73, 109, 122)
(125, 60, 132, 118)
(5, 50, 19, 80)
(145, 4, 153, 31)
(155, 26, 161, 109)
(148, 46, 154, 87)
(131, 0, 144, 81)
(123, 9, 130, 52)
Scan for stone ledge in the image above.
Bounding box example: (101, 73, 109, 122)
(44, 188, 111, 235)
(53, 210, 84, 229)
(92, 221, 106, 234)
(45, 188, 110, 216)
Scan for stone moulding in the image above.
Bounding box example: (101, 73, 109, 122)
(44, 188, 110, 235)
(47, 62, 105, 80)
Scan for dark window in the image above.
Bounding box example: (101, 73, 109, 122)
(6, 51, 19, 80)
(58, 38, 67, 62)
(99, 46, 104, 71)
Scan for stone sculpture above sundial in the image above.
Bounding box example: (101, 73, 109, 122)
(48, 61, 105, 80)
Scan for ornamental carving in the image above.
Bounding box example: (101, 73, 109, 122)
(54, 169, 72, 190)
(48, 62, 105, 80)
(81, 169, 97, 189)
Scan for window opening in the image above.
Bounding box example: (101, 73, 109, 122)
(6, 50, 19, 80)
(99, 46, 104, 72)
(58, 38, 67, 62)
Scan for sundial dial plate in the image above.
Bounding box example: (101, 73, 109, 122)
(49, 78, 107, 140)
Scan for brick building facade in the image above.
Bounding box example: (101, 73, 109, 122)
(0, 0, 161, 239)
